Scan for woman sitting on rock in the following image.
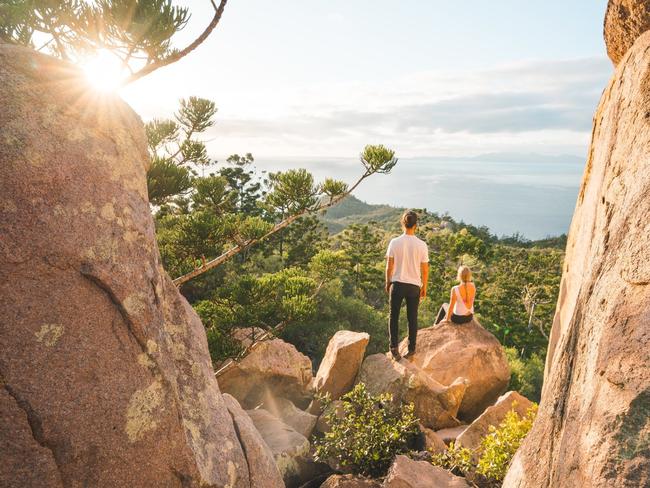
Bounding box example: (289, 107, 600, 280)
(435, 265, 475, 325)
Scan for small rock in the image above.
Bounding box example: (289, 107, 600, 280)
(247, 408, 310, 486)
(384, 455, 470, 487)
(315, 400, 345, 434)
(420, 425, 447, 455)
(262, 397, 318, 439)
(434, 425, 468, 445)
(321, 474, 381, 487)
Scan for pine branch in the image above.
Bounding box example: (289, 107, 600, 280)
(172, 172, 371, 287)
(122, 0, 228, 85)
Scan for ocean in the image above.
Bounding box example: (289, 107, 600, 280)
(250, 156, 586, 240)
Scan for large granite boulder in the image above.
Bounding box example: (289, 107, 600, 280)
(399, 320, 510, 420)
(313, 330, 370, 401)
(384, 455, 470, 487)
(604, 0, 650, 65)
(0, 44, 249, 487)
(246, 408, 311, 486)
(223, 395, 285, 488)
(356, 353, 466, 430)
(504, 30, 650, 488)
(219, 337, 313, 409)
(456, 391, 533, 458)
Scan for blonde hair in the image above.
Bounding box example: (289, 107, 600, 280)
(457, 265, 472, 283)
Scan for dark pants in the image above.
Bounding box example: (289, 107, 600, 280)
(389, 282, 420, 351)
(434, 303, 473, 325)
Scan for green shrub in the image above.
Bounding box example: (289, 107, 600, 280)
(476, 404, 538, 482)
(430, 441, 474, 477)
(505, 347, 545, 402)
(431, 405, 538, 486)
(313, 383, 419, 477)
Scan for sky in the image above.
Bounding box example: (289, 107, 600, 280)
(122, 0, 612, 160)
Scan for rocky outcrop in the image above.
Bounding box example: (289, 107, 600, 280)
(262, 397, 317, 439)
(384, 455, 471, 487)
(223, 395, 285, 488)
(399, 320, 510, 420)
(456, 391, 533, 456)
(356, 353, 466, 429)
(503, 30, 650, 488)
(0, 44, 250, 487)
(313, 330, 370, 401)
(321, 474, 381, 487)
(219, 338, 313, 408)
(604, 0, 650, 65)
(246, 408, 311, 485)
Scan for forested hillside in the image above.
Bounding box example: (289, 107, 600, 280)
(149, 102, 564, 402)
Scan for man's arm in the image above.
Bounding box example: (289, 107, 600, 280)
(420, 262, 429, 300)
(385, 257, 395, 293)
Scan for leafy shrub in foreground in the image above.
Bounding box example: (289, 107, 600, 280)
(431, 404, 538, 486)
(476, 404, 538, 482)
(313, 383, 419, 477)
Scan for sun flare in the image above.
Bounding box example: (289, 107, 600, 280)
(81, 49, 126, 92)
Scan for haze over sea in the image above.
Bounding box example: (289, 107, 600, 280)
(249, 154, 585, 240)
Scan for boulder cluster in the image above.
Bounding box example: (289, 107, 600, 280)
(217, 321, 524, 487)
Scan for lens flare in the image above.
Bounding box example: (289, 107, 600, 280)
(82, 49, 126, 92)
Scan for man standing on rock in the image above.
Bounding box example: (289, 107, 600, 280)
(385, 210, 429, 360)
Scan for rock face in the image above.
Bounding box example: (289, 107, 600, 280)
(0, 45, 252, 487)
(313, 330, 370, 401)
(247, 408, 311, 486)
(399, 320, 510, 420)
(356, 353, 466, 429)
(321, 474, 381, 487)
(384, 455, 471, 488)
(457, 391, 533, 456)
(219, 337, 313, 408)
(604, 0, 650, 65)
(262, 397, 317, 439)
(503, 31, 650, 488)
(223, 395, 285, 488)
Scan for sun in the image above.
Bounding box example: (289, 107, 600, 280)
(81, 49, 127, 92)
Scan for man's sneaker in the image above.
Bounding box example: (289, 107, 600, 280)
(390, 348, 401, 361)
(403, 350, 416, 360)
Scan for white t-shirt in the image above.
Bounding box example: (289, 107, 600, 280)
(386, 234, 429, 287)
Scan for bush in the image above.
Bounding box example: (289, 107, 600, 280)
(430, 442, 474, 477)
(431, 404, 538, 486)
(313, 383, 419, 477)
(476, 404, 537, 482)
(505, 347, 545, 402)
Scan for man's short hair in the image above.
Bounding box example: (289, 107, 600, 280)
(401, 210, 418, 229)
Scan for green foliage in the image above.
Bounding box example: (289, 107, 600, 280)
(476, 405, 538, 482)
(1, 0, 190, 67)
(313, 383, 419, 477)
(360, 144, 398, 174)
(431, 405, 538, 486)
(505, 348, 545, 402)
(146, 97, 217, 205)
(430, 442, 474, 477)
